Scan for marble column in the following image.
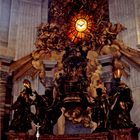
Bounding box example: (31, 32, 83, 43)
(109, 0, 137, 48)
(134, 0, 140, 47)
(8, 0, 42, 60)
(98, 55, 113, 93)
(0, 0, 11, 48)
(41, 0, 48, 23)
(42, 60, 57, 88)
(0, 56, 13, 140)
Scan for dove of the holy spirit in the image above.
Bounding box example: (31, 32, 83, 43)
(76, 19, 87, 32)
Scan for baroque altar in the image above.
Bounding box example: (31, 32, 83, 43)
(8, 0, 140, 139)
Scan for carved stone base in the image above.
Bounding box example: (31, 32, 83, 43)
(6, 128, 138, 140)
(6, 132, 28, 140)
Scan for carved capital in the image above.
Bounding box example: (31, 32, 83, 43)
(98, 55, 113, 82)
(0, 55, 13, 81)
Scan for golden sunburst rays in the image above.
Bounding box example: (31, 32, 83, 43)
(67, 12, 94, 43)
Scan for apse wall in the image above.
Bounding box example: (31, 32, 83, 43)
(0, 0, 140, 136)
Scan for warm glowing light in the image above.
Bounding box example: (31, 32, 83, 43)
(75, 19, 87, 32)
(114, 69, 122, 79)
(67, 12, 94, 43)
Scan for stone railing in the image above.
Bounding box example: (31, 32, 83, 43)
(6, 128, 138, 140)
